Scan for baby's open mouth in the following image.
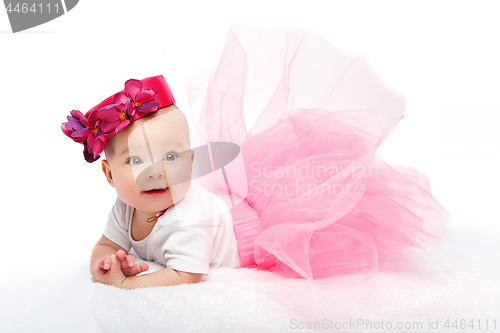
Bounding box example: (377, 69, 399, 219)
(143, 187, 169, 194)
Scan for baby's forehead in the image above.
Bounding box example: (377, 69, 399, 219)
(105, 108, 190, 158)
(128, 110, 189, 146)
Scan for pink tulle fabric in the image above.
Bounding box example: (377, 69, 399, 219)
(186, 24, 449, 281)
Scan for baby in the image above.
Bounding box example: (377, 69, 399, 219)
(63, 76, 240, 289)
(64, 28, 451, 286)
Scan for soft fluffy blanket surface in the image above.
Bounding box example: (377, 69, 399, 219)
(1, 226, 499, 333)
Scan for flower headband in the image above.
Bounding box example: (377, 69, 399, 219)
(62, 75, 175, 163)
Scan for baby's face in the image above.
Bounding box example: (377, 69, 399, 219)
(103, 107, 193, 216)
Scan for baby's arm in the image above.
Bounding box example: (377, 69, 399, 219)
(120, 268, 203, 289)
(91, 254, 203, 289)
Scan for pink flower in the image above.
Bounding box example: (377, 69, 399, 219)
(61, 110, 90, 142)
(96, 103, 133, 134)
(113, 78, 159, 120)
(61, 77, 165, 163)
(62, 110, 106, 162)
(96, 79, 160, 137)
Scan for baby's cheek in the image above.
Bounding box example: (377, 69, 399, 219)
(130, 165, 149, 186)
(114, 177, 138, 199)
(169, 178, 191, 204)
(168, 159, 192, 184)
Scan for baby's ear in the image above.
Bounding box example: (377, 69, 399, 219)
(101, 159, 114, 188)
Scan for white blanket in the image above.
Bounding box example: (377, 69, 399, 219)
(1, 226, 498, 333)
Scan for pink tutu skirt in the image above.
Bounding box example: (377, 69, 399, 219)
(186, 24, 449, 281)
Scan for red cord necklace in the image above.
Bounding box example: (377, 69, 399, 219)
(147, 208, 168, 223)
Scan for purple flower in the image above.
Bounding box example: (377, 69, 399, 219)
(61, 77, 164, 163)
(62, 110, 107, 161)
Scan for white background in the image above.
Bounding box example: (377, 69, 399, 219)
(1, 0, 499, 296)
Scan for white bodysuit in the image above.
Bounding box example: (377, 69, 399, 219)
(103, 182, 241, 274)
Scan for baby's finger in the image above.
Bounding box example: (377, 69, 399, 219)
(92, 260, 106, 279)
(139, 263, 149, 273)
(125, 254, 135, 268)
(109, 254, 120, 271)
(116, 250, 126, 261)
(103, 257, 111, 270)
(128, 263, 149, 276)
(135, 263, 149, 274)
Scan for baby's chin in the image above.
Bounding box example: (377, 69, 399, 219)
(135, 199, 174, 216)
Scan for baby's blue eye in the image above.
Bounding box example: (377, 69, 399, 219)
(164, 153, 177, 162)
(129, 157, 143, 165)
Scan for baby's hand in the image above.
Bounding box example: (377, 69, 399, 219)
(96, 250, 149, 277)
(115, 250, 149, 276)
(92, 254, 126, 288)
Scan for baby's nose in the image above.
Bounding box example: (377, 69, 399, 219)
(135, 160, 169, 189)
(145, 161, 165, 179)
